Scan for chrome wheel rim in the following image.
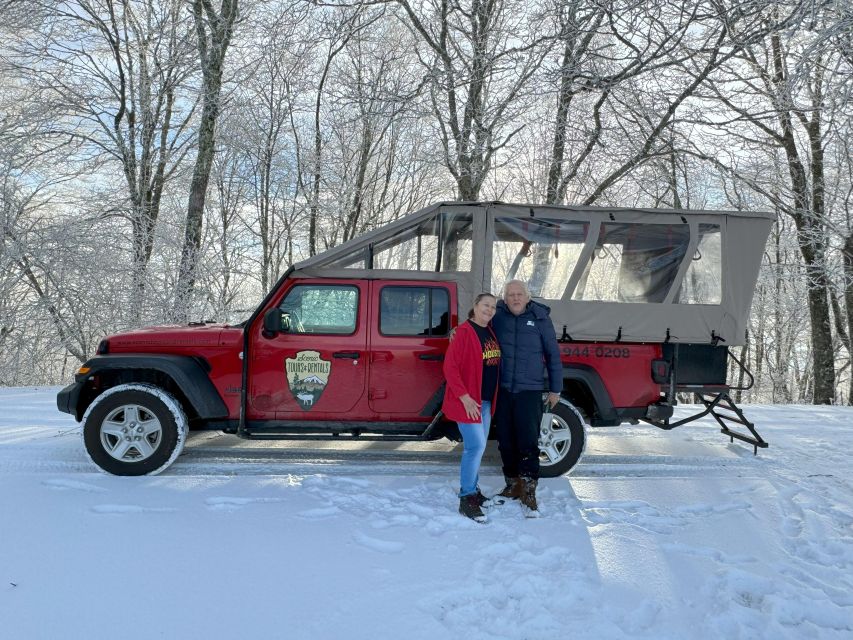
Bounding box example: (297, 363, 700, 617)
(100, 404, 162, 462)
(539, 410, 572, 466)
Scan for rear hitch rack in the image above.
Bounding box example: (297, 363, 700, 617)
(642, 389, 768, 454)
(642, 347, 768, 454)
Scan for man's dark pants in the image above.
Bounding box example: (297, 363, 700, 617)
(495, 389, 543, 479)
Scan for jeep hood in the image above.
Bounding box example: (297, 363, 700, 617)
(104, 323, 238, 351)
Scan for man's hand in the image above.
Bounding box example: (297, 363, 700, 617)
(460, 394, 481, 421)
(546, 392, 560, 409)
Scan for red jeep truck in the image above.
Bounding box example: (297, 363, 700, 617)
(57, 202, 773, 476)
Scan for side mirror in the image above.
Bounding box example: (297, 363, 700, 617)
(262, 308, 282, 338)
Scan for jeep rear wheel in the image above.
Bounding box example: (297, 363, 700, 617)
(82, 384, 188, 476)
(538, 401, 586, 477)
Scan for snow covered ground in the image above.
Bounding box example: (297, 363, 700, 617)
(0, 387, 851, 639)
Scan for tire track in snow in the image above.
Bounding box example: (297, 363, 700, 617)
(176, 447, 764, 479)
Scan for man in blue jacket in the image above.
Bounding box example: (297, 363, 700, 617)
(491, 280, 562, 516)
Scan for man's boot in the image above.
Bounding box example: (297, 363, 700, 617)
(496, 476, 523, 503)
(520, 477, 540, 518)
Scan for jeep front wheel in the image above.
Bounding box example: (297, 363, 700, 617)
(82, 384, 188, 476)
(538, 401, 586, 477)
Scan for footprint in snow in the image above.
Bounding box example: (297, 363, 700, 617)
(205, 496, 285, 511)
(661, 541, 756, 564)
(674, 500, 751, 516)
(370, 514, 421, 529)
(91, 504, 177, 514)
(424, 514, 471, 536)
(352, 531, 405, 554)
(43, 479, 106, 493)
(297, 505, 343, 519)
(335, 478, 373, 488)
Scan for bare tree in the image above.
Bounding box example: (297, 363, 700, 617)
(579, 1, 805, 206)
(303, 3, 380, 255)
(320, 11, 423, 245)
(174, 0, 239, 322)
(8, 1, 197, 322)
(684, 2, 847, 403)
(237, 2, 312, 288)
(395, 0, 551, 200)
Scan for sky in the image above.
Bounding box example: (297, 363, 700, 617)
(0, 387, 851, 639)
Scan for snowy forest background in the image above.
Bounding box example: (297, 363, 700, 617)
(0, 0, 851, 404)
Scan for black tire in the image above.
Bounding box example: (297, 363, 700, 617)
(538, 401, 587, 478)
(82, 383, 188, 476)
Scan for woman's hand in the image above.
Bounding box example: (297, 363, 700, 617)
(460, 394, 481, 421)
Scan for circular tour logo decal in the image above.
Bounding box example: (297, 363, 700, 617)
(286, 350, 331, 410)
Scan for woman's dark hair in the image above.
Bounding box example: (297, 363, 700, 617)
(467, 292, 496, 319)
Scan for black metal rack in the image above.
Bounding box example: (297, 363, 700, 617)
(642, 346, 768, 454)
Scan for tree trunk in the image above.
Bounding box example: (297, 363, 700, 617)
(545, 35, 575, 206)
(345, 120, 374, 242)
(770, 32, 835, 403)
(843, 233, 853, 404)
(310, 34, 351, 255)
(173, 0, 238, 323)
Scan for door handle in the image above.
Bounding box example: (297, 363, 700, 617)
(418, 354, 444, 361)
(333, 351, 360, 359)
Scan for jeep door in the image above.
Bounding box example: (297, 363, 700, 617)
(249, 280, 368, 418)
(368, 281, 456, 418)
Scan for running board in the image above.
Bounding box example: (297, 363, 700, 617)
(242, 433, 435, 441)
(239, 411, 447, 442)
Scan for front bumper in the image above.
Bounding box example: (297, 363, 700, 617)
(56, 382, 84, 419)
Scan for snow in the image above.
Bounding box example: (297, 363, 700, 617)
(1, 387, 851, 639)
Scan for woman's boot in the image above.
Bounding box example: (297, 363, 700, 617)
(459, 494, 488, 523)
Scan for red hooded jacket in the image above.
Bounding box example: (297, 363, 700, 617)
(441, 320, 500, 423)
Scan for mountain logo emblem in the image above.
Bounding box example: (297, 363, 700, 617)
(285, 350, 331, 410)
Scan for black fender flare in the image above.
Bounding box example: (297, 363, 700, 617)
(61, 354, 228, 421)
(562, 364, 617, 423)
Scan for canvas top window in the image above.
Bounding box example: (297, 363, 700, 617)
(676, 224, 722, 305)
(572, 222, 692, 303)
(325, 211, 474, 272)
(491, 217, 589, 299)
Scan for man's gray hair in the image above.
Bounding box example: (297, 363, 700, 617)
(502, 279, 531, 299)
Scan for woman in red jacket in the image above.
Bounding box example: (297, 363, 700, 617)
(442, 293, 501, 523)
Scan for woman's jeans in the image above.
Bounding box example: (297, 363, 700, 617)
(458, 401, 491, 497)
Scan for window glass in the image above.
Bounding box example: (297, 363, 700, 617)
(279, 285, 358, 334)
(491, 217, 588, 299)
(379, 287, 450, 336)
(371, 211, 473, 272)
(677, 224, 722, 304)
(572, 223, 690, 303)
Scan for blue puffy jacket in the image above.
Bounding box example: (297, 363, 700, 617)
(492, 300, 563, 393)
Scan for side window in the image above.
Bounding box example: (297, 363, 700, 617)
(279, 285, 358, 334)
(572, 222, 690, 303)
(379, 287, 450, 336)
(677, 224, 722, 304)
(368, 211, 474, 272)
(491, 217, 589, 299)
